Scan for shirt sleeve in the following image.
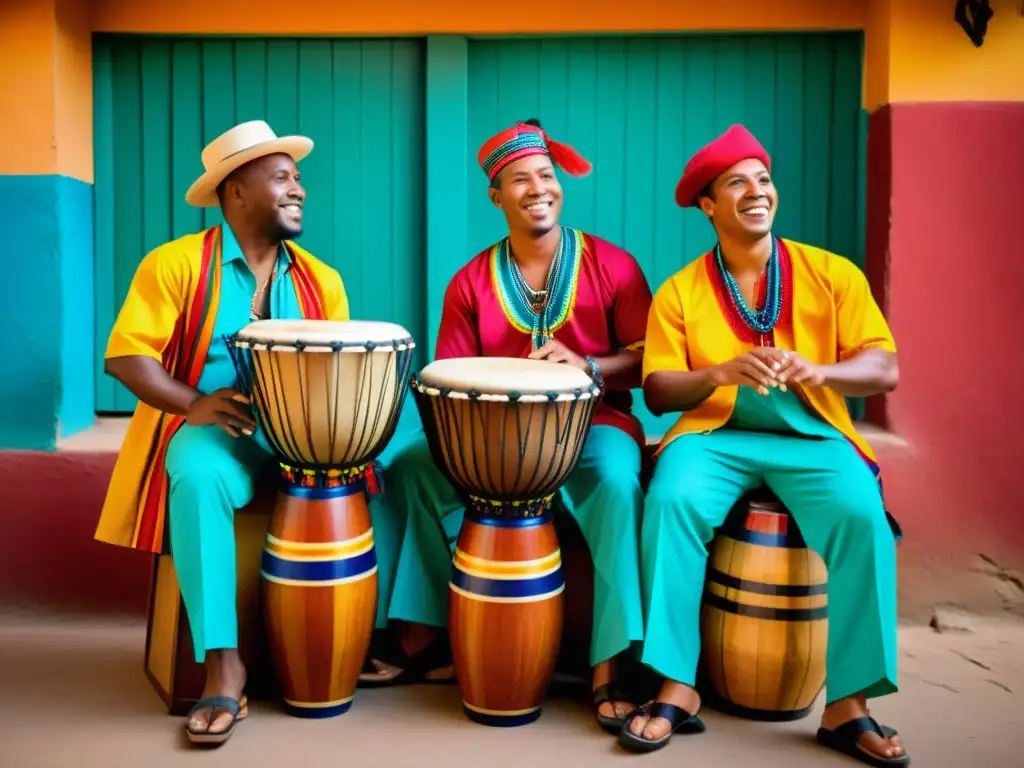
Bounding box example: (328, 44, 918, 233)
(105, 244, 189, 361)
(642, 276, 690, 382)
(434, 271, 481, 360)
(611, 252, 654, 352)
(832, 256, 897, 361)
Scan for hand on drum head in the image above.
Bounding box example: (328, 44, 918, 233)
(528, 339, 587, 370)
(184, 388, 257, 438)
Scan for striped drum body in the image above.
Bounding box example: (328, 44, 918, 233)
(226, 319, 415, 719)
(411, 357, 602, 727)
(449, 512, 564, 727)
(700, 493, 828, 721)
(261, 470, 378, 718)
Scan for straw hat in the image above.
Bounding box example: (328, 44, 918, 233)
(185, 120, 314, 207)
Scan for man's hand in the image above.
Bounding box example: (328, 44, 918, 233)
(707, 348, 786, 396)
(528, 339, 587, 371)
(184, 388, 257, 437)
(774, 350, 825, 388)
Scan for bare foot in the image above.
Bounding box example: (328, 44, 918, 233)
(627, 680, 701, 741)
(821, 694, 906, 760)
(593, 659, 632, 721)
(187, 650, 247, 737)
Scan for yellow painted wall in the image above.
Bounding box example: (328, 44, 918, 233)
(866, 0, 1024, 111)
(1, 2, 58, 177)
(0, 0, 92, 181)
(90, 0, 867, 35)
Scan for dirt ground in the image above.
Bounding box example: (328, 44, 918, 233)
(1, 611, 1021, 767)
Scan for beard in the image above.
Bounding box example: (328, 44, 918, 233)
(265, 211, 302, 242)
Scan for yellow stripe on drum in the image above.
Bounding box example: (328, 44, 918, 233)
(265, 529, 374, 561)
(263, 565, 379, 588)
(463, 701, 541, 718)
(282, 694, 356, 718)
(453, 548, 561, 579)
(449, 580, 565, 604)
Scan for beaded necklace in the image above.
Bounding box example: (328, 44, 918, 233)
(713, 233, 782, 335)
(494, 225, 580, 349)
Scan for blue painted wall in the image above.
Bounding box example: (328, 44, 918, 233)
(0, 174, 94, 449)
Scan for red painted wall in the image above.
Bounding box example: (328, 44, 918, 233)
(0, 451, 150, 615)
(867, 102, 1024, 615)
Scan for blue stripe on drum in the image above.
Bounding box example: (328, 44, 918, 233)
(278, 480, 366, 500)
(727, 527, 806, 549)
(464, 512, 553, 528)
(283, 699, 354, 719)
(261, 546, 377, 585)
(450, 563, 564, 601)
(463, 704, 542, 728)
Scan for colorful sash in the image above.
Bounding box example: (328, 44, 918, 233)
(129, 225, 327, 554)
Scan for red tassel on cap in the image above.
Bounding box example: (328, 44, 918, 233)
(546, 135, 593, 177)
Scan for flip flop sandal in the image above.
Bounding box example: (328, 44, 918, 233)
(592, 682, 634, 734)
(358, 631, 455, 689)
(185, 694, 248, 746)
(618, 701, 706, 754)
(816, 717, 910, 767)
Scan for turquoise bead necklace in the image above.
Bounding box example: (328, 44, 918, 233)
(714, 233, 782, 334)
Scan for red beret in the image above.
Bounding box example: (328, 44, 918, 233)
(674, 124, 771, 208)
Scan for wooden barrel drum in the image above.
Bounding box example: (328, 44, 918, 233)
(699, 490, 828, 721)
(228, 319, 415, 718)
(412, 357, 602, 726)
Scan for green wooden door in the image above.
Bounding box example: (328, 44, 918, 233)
(466, 34, 866, 431)
(93, 36, 426, 412)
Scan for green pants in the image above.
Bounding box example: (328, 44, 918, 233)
(377, 424, 646, 666)
(165, 424, 409, 663)
(640, 429, 899, 704)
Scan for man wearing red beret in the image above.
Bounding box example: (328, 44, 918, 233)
(621, 124, 908, 766)
(361, 118, 653, 734)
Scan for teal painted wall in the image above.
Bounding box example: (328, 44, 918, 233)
(0, 174, 94, 449)
(87, 32, 867, 434)
(458, 34, 867, 431)
(92, 35, 427, 412)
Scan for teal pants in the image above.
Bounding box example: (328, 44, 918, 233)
(640, 429, 899, 704)
(378, 424, 646, 667)
(165, 424, 410, 663)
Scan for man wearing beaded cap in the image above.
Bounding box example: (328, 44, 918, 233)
(621, 123, 908, 766)
(360, 118, 653, 734)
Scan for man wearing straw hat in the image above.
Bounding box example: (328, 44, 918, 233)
(362, 118, 652, 735)
(94, 120, 354, 745)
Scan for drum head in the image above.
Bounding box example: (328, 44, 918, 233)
(234, 319, 414, 351)
(418, 357, 593, 395)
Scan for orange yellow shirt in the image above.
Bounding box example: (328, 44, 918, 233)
(643, 238, 895, 463)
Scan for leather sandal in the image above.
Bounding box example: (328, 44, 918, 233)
(358, 630, 455, 688)
(592, 682, 633, 734)
(816, 717, 910, 766)
(618, 701, 706, 753)
(185, 694, 248, 746)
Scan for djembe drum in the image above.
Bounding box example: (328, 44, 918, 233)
(699, 489, 828, 721)
(226, 318, 414, 718)
(411, 356, 602, 727)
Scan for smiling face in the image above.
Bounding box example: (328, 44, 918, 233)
(220, 153, 305, 241)
(697, 158, 778, 241)
(487, 154, 563, 237)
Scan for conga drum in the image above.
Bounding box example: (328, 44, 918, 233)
(411, 357, 602, 727)
(226, 319, 414, 718)
(699, 490, 828, 721)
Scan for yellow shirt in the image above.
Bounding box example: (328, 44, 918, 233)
(642, 239, 895, 462)
(94, 226, 349, 554)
